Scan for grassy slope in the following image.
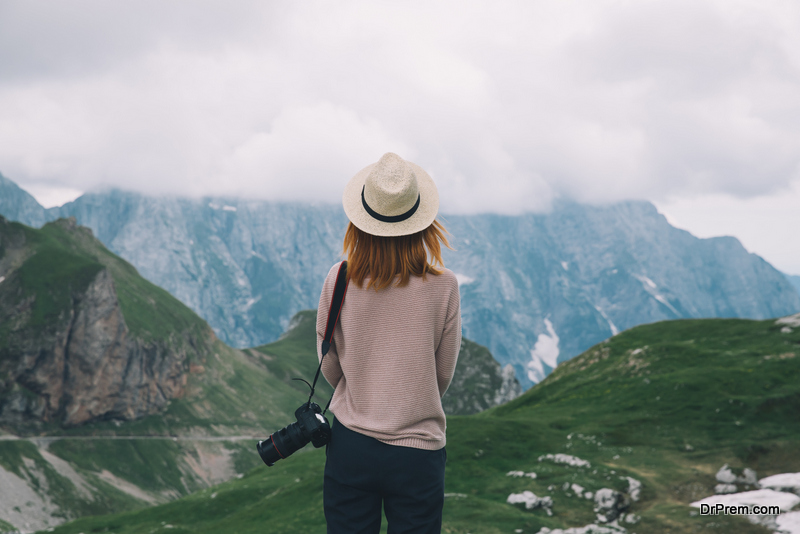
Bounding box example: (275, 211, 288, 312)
(45, 316, 800, 534)
(0, 219, 316, 525)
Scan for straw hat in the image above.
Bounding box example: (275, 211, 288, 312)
(343, 152, 439, 237)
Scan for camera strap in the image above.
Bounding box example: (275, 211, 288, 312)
(307, 261, 349, 413)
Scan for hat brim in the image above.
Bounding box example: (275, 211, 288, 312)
(342, 160, 439, 237)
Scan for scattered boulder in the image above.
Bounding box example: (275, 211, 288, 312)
(536, 522, 627, 534)
(593, 488, 630, 523)
(624, 476, 641, 501)
(759, 473, 800, 496)
(506, 470, 537, 479)
(538, 453, 591, 468)
(715, 483, 738, 494)
(715, 464, 759, 492)
(507, 491, 554, 516)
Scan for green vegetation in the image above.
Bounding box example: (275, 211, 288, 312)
(0, 439, 144, 521)
(38, 219, 207, 342)
(1, 217, 206, 342)
(250, 310, 335, 402)
(44, 316, 800, 533)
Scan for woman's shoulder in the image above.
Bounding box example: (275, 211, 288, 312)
(419, 267, 459, 292)
(327, 261, 346, 277)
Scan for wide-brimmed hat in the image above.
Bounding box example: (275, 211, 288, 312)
(343, 152, 439, 237)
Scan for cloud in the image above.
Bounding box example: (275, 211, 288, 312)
(1, 0, 799, 214)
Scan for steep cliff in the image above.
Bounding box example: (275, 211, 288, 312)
(0, 216, 214, 429)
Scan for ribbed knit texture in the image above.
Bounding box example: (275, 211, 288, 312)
(316, 261, 461, 450)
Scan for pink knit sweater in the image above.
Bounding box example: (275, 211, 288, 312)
(316, 261, 462, 450)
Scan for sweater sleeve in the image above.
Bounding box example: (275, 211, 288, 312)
(316, 263, 344, 389)
(435, 277, 462, 397)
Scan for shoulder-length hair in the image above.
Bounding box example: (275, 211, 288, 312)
(343, 220, 452, 291)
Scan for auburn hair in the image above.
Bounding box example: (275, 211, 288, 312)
(343, 220, 452, 291)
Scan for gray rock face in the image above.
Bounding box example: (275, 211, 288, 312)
(786, 273, 800, 296)
(0, 173, 47, 229)
(443, 202, 800, 387)
(441, 339, 523, 415)
(2, 178, 799, 388)
(52, 193, 348, 350)
(0, 217, 212, 427)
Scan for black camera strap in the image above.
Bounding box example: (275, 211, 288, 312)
(307, 261, 349, 413)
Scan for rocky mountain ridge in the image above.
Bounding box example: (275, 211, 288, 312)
(1, 174, 799, 388)
(0, 216, 215, 428)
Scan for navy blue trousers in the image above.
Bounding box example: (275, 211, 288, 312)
(324, 419, 446, 534)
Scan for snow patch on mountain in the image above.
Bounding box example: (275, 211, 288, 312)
(637, 275, 657, 289)
(593, 305, 619, 336)
(634, 274, 680, 315)
(527, 319, 560, 383)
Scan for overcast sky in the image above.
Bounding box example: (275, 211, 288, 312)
(1, 1, 799, 274)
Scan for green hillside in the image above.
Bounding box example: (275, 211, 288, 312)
(44, 315, 800, 534)
(0, 218, 315, 529)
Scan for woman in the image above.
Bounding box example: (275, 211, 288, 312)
(316, 152, 461, 534)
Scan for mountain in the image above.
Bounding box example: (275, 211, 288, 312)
(1, 177, 799, 388)
(45, 314, 800, 534)
(785, 273, 800, 296)
(443, 202, 800, 387)
(0, 172, 47, 229)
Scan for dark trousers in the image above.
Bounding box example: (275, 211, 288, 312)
(324, 419, 446, 534)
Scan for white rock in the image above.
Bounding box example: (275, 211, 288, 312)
(714, 483, 737, 494)
(507, 490, 554, 515)
(776, 511, 800, 534)
(759, 472, 800, 495)
(594, 488, 629, 523)
(716, 464, 737, 484)
(538, 453, 591, 468)
(535, 523, 627, 534)
(776, 313, 800, 327)
(625, 477, 641, 501)
(740, 468, 758, 486)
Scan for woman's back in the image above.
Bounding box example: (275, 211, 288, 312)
(316, 262, 461, 450)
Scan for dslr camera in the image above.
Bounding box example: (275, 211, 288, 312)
(256, 401, 331, 466)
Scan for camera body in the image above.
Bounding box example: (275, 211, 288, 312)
(256, 402, 331, 466)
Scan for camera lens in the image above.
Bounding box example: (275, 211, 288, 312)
(257, 420, 309, 466)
